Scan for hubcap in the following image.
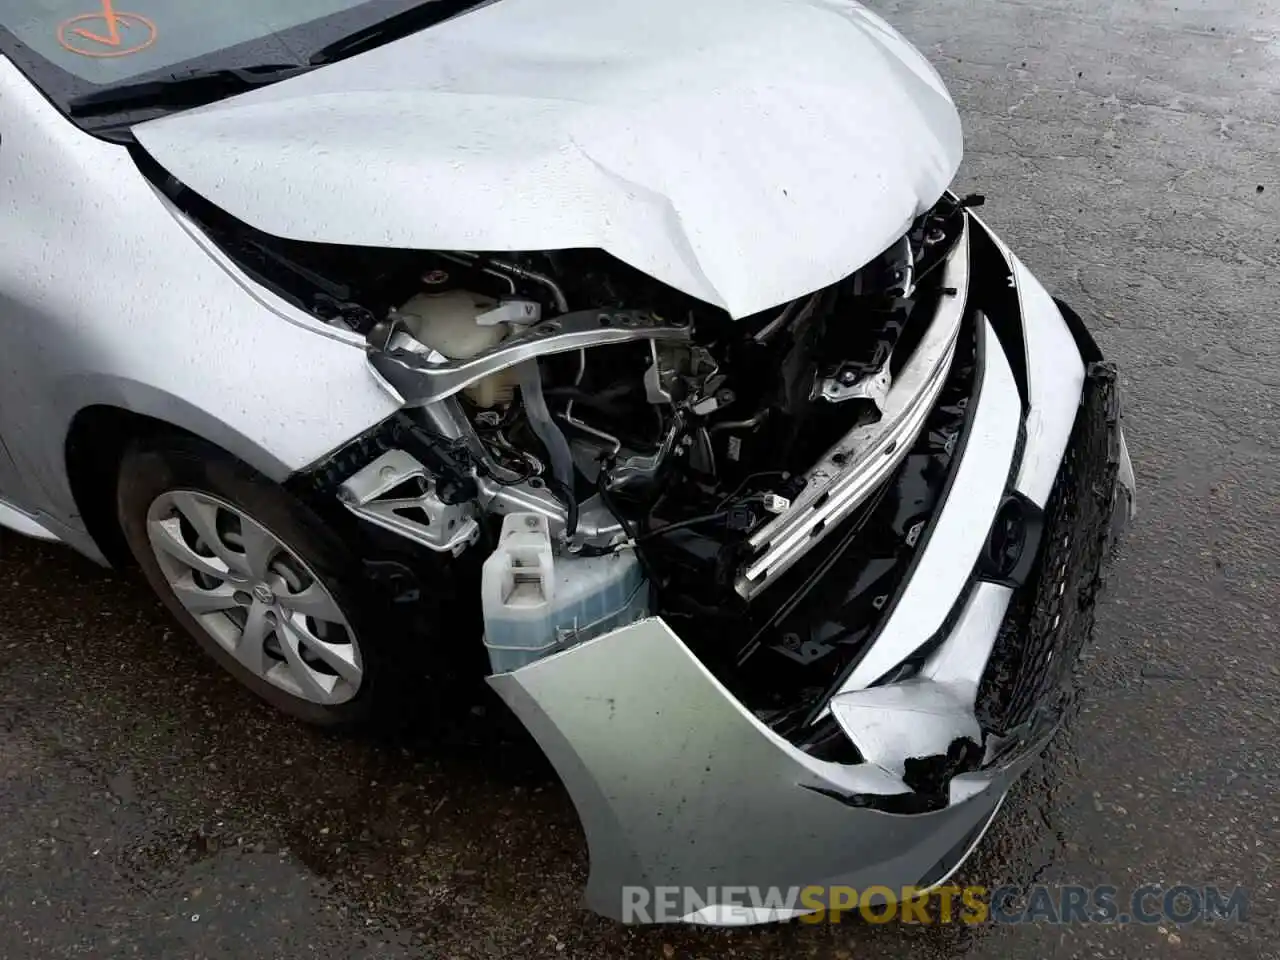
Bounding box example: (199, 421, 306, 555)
(145, 490, 363, 706)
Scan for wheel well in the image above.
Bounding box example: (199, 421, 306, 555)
(64, 406, 196, 567)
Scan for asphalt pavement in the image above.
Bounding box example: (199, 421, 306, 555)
(1, 0, 1277, 957)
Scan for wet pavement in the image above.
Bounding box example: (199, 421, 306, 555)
(2, 0, 1278, 956)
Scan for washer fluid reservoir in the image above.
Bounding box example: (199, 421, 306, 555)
(481, 513, 649, 673)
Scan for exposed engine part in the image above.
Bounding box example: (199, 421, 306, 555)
(686, 426, 717, 475)
(561, 349, 623, 458)
(347, 200, 970, 608)
(217, 175, 972, 620)
(554, 338, 724, 492)
(434, 252, 518, 297)
(480, 512, 648, 673)
(643, 340, 671, 405)
(418, 397, 527, 486)
(390, 284, 546, 409)
(482, 257, 569, 313)
(394, 289, 520, 408)
(166, 169, 980, 750)
(648, 341, 721, 408)
(608, 412, 685, 488)
(707, 410, 768, 434)
(475, 299, 542, 327)
(369, 309, 693, 404)
(338, 449, 480, 554)
(475, 479, 625, 547)
(396, 290, 506, 357)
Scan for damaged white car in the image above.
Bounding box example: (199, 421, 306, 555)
(0, 0, 1134, 925)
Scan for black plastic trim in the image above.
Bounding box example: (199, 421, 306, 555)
(968, 217, 1031, 411)
(1052, 297, 1105, 365)
(283, 413, 489, 678)
(976, 490, 1045, 589)
(888, 403, 1031, 682)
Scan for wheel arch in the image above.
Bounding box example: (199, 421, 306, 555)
(63, 397, 296, 568)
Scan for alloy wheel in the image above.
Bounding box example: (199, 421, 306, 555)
(145, 490, 362, 705)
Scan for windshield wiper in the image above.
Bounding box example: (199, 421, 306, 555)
(68, 64, 312, 117)
(307, 0, 484, 65)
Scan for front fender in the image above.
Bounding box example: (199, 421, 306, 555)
(0, 57, 400, 527)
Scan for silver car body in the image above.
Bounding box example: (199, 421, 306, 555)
(0, 0, 1134, 925)
(0, 54, 399, 554)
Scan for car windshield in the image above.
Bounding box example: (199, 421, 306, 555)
(2, 0, 447, 88)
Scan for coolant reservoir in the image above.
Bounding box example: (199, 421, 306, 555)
(481, 513, 649, 673)
(396, 290, 515, 407)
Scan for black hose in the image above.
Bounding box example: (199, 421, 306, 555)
(596, 473, 662, 589)
(543, 474, 579, 538)
(542, 384, 633, 415)
(544, 382, 633, 401)
(631, 510, 732, 544)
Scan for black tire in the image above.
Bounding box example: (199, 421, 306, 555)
(116, 434, 390, 727)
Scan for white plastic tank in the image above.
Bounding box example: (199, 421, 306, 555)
(397, 290, 505, 359)
(481, 513, 648, 673)
(395, 290, 516, 408)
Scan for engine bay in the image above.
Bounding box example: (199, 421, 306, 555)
(354, 229, 957, 606)
(148, 145, 974, 742)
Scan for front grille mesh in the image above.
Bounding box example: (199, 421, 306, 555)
(975, 362, 1122, 734)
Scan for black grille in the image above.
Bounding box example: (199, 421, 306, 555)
(975, 362, 1122, 735)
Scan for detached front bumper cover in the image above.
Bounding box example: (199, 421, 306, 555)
(490, 616, 1037, 923)
(489, 350, 1133, 923)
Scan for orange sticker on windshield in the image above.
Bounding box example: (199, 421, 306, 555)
(58, 0, 156, 57)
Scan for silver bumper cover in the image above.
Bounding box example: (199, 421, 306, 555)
(491, 616, 1045, 923)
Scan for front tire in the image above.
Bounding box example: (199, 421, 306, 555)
(116, 435, 386, 727)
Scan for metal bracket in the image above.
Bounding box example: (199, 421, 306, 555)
(819, 362, 893, 409)
(338, 450, 480, 554)
(369, 309, 693, 404)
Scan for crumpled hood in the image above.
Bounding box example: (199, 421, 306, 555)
(134, 0, 962, 319)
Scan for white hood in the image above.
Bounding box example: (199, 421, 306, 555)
(134, 0, 962, 319)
